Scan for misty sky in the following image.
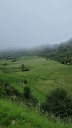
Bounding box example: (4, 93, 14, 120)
(0, 0, 72, 49)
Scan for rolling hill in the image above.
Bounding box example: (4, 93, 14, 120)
(0, 56, 72, 128)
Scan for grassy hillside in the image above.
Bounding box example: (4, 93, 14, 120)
(0, 56, 72, 100)
(0, 56, 72, 127)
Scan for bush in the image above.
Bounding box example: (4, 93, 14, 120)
(23, 86, 38, 107)
(22, 67, 29, 71)
(0, 79, 21, 98)
(29, 96, 39, 107)
(24, 79, 27, 84)
(21, 64, 29, 72)
(21, 64, 25, 70)
(2, 63, 7, 66)
(12, 59, 17, 62)
(40, 88, 72, 118)
(23, 86, 31, 99)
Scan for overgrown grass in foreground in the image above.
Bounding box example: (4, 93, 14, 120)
(0, 98, 72, 128)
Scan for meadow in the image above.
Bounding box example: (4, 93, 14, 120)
(0, 56, 72, 128)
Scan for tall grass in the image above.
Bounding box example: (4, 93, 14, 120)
(0, 98, 72, 128)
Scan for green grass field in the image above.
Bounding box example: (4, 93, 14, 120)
(0, 56, 72, 128)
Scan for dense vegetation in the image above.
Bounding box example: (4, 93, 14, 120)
(0, 79, 21, 98)
(47, 40, 72, 65)
(36, 39, 72, 65)
(40, 88, 72, 118)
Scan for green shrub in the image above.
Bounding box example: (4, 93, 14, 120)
(0, 79, 21, 98)
(12, 59, 17, 62)
(29, 96, 39, 107)
(21, 64, 29, 72)
(2, 63, 7, 66)
(23, 86, 31, 99)
(40, 88, 72, 118)
(24, 79, 27, 84)
(23, 86, 38, 107)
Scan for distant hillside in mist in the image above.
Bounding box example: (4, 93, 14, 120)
(38, 38, 72, 65)
(0, 38, 72, 65)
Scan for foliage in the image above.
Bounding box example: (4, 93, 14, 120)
(21, 64, 29, 71)
(23, 86, 31, 99)
(40, 40, 72, 65)
(0, 79, 21, 98)
(12, 59, 17, 62)
(2, 63, 7, 66)
(23, 86, 38, 107)
(24, 79, 27, 84)
(40, 88, 72, 118)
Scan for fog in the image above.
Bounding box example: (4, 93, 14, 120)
(0, 0, 72, 49)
